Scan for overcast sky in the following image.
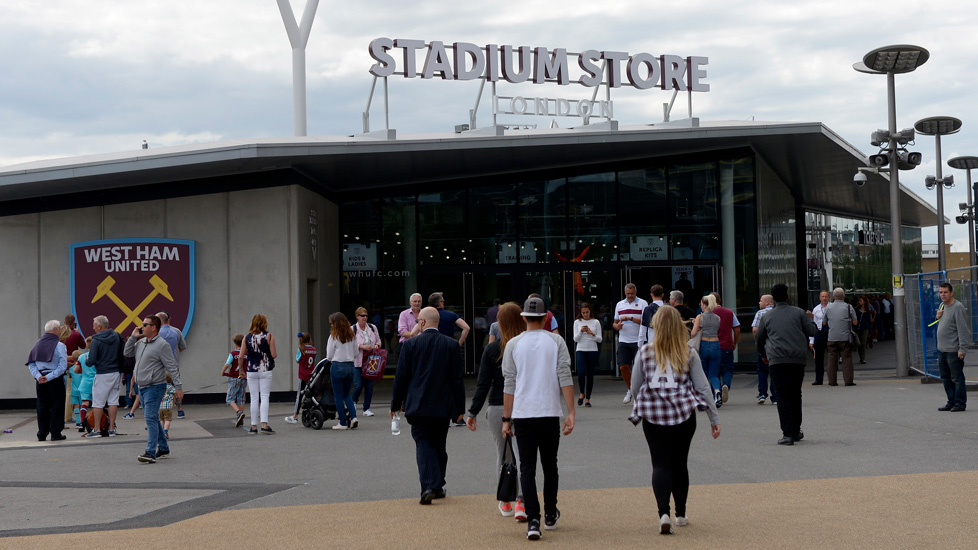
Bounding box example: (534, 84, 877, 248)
(2, 0, 976, 252)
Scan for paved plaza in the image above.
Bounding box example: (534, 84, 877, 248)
(2, 339, 977, 549)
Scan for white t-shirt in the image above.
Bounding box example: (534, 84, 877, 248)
(502, 330, 573, 419)
(615, 297, 648, 344)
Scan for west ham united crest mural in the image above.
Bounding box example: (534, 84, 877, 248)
(70, 239, 196, 338)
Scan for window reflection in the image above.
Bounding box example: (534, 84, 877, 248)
(469, 185, 517, 264)
(566, 173, 616, 262)
(519, 180, 566, 263)
(418, 190, 467, 266)
(620, 168, 668, 261)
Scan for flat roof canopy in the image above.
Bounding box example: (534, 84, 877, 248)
(0, 121, 937, 227)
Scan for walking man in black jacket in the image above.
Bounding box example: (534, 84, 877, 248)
(755, 284, 818, 446)
(390, 307, 466, 505)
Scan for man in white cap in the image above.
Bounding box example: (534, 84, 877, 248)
(502, 296, 576, 540)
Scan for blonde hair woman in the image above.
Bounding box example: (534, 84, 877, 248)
(690, 294, 723, 407)
(629, 306, 720, 535)
(239, 314, 277, 434)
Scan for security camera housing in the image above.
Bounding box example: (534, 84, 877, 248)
(853, 172, 868, 186)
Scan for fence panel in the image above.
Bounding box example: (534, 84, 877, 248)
(906, 268, 978, 379)
(904, 273, 926, 374)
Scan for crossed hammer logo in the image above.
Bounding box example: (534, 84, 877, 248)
(91, 274, 174, 333)
(364, 356, 381, 375)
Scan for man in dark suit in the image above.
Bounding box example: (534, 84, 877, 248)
(390, 306, 466, 505)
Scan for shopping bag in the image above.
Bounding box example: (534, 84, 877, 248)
(362, 349, 387, 381)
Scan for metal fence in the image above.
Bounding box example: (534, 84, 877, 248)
(905, 268, 978, 378)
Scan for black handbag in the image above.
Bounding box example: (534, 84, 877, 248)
(496, 434, 518, 502)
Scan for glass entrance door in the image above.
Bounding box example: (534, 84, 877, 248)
(626, 265, 719, 309)
(421, 266, 640, 375)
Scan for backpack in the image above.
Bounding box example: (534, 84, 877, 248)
(644, 303, 660, 329)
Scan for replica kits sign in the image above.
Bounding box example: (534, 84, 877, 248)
(70, 239, 196, 338)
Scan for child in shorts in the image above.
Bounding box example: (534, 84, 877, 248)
(159, 373, 176, 439)
(285, 332, 316, 424)
(222, 334, 247, 427)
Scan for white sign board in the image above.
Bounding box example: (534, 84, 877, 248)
(344, 243, 377, 271)
(499, 242, 537, 264)
(629, 236, 668, 261)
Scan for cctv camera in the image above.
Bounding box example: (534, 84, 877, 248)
(853, 172, 868, 186)
(956, 215, 968, 224)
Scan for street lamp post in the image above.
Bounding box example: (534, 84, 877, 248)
(916, 117, 962, 272)
(854, 45, 929, 378)
(949, 156, 978, 271)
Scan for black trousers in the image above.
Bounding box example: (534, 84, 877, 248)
(642, 415, 696, 517)
(36, 376, 66, 440)
(514, 417, 561, 522)
(408, 416, 450, 493)
(813, 332, 828, 384)
(770, 363, 805, 437)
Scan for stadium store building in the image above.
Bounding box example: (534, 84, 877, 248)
(0, 121, 934, 404)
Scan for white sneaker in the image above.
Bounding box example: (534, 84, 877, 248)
(675, 516, 689, 527)
(659, 514, 673, 534)
(350, 418, 359, 430)
(623, 390, 632, 404)
(284, 416, 298, 424)
(721, 384, 729, 403)
(363, 409, 375, 417)
(331, 423, 348, 430)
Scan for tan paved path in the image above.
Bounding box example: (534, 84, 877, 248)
(4, 471, 976, 549)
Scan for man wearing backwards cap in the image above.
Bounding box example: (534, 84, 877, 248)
(502, 296, 576, 541)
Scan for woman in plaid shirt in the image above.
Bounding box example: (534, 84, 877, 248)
(629, 306, 720, 535)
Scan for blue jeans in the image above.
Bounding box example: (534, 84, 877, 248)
(699, 340, 721, 392)
(352, 366, 374, 410)
(938, 351, 967, 409)
(757, 356, 770, 398)
(720, 349, 735, 389)
(139, 383, 168, 457)
(331, 361, 357, 426)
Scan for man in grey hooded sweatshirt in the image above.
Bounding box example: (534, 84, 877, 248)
(124, 314, 182, 463)
(755, 284, 818, 446)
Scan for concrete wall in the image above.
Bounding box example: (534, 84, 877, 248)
(0, 185, 340, 402)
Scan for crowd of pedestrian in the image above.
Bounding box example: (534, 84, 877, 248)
(23, 280, 963, 541)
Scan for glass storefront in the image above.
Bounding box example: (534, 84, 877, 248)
(804, 212, 923, 306)
(338, 152, 762, 372)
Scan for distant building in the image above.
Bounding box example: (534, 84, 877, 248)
(921, 244, 974, 273)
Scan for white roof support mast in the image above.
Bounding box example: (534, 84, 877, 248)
(277, 0, 320, 137)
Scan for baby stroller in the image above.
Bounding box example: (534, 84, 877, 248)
(300, 358, 337, 430)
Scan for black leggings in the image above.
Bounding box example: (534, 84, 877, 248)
(642, 415, 696, 517)
(576, 350, 597, 399)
